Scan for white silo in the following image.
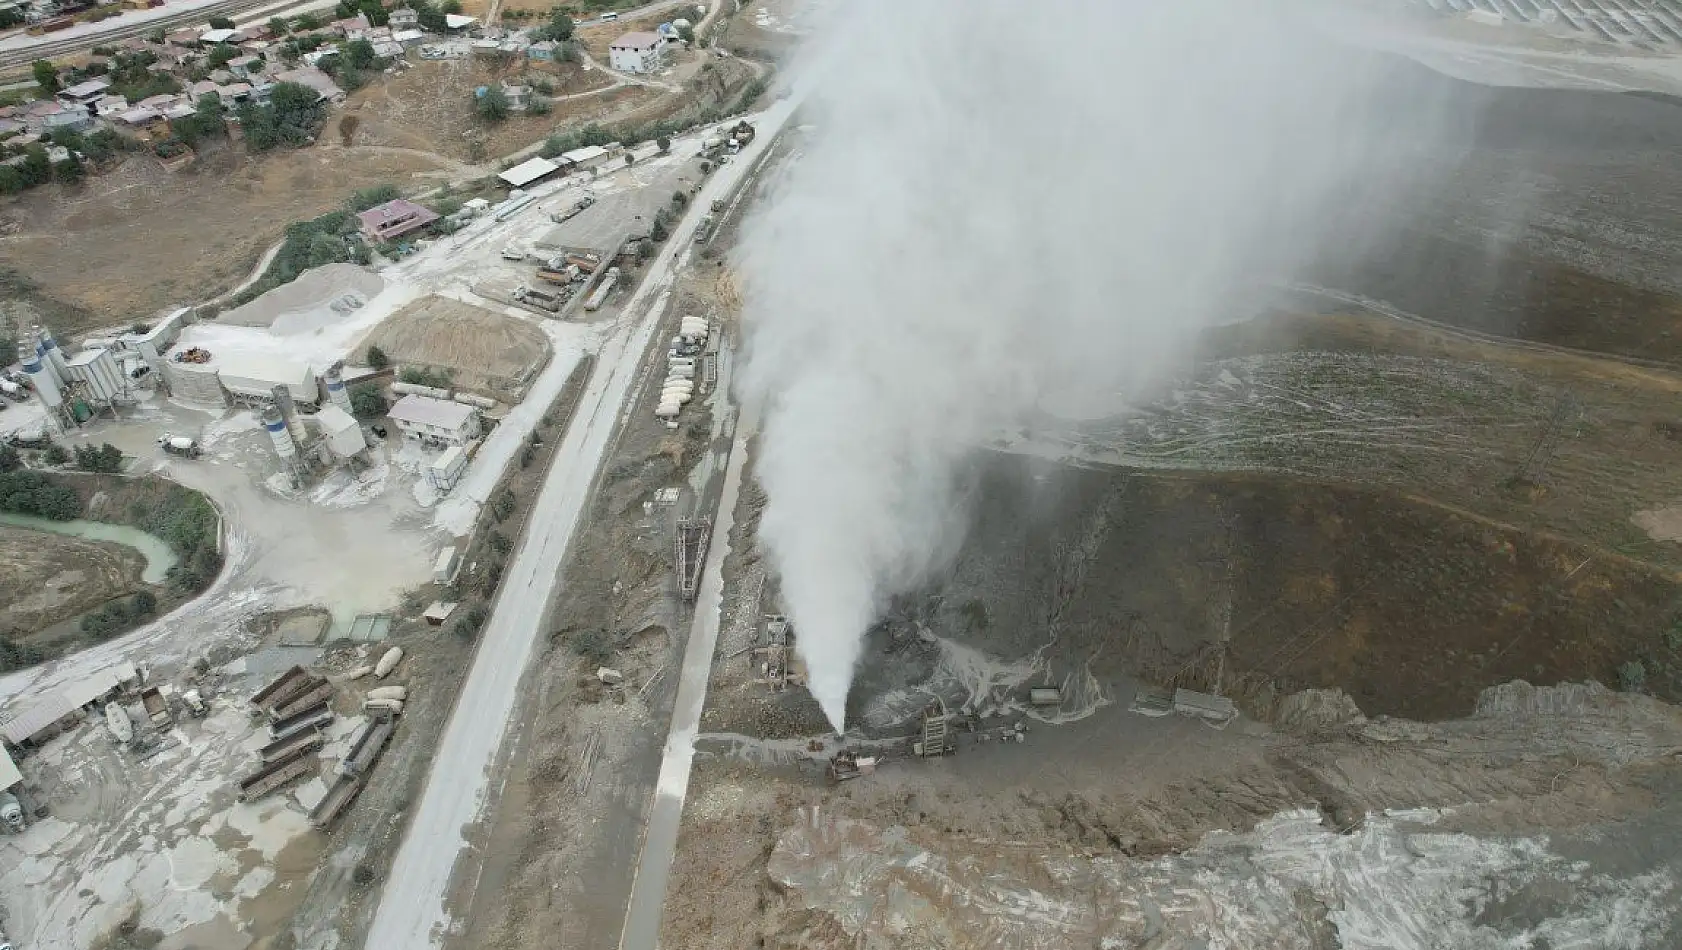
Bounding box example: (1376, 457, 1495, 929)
(262, 406, 298, 467)
(29, 328, 62, 390)
(323, 361, 354, 416)
(19, 343, 62, 410)
(38, 326, 71, 384)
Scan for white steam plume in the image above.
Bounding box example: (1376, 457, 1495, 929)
(737, 0, 1458, 732)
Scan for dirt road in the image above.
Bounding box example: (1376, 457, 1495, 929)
(361, 94, 798, 950)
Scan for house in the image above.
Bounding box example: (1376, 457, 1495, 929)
(356, 197, 439, 242)
(227, 54, 264, 79)
(387, 394, 481, 445)
(330, 12, 370, 38)
(0, 117, 23, 138)
(198, 27, 243, 44)
(23, 100, 91, 134)
(500, 83, 530, 111)
(372, 40, 403, 59)
(608, 31, 664, 73)
(0, 662, 138, 751)
(165, 28, 199, 48)
(274, 67, 346, 103)
(113, 106, 165, 140)
(388, 6, 418, 29)
(443, 13, 475, 30)
(208, 68, 235, 85)
(91, 93, 128, 115)
(527, 39, 556, 60)
(393, 28, 425, 45)
(56, 77, 111, 108)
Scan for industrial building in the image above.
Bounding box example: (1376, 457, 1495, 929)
(387, 394, 481, 446)
(315, 404, 368, 459)
(356, 198, 441, 243)
(499, 156, 562, 190)
(165, 346, 320, 408)
(560, 144, 612, 172)
(0, 662, 138, 752)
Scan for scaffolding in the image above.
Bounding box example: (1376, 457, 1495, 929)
(674, 519, 710, 600)
(915, 697, 955, 758)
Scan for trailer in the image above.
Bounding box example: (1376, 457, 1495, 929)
(310, 774, 366, 829)
(337, 717, 396, 778)
(269, 702, 333, 741)
(259, 726, 325, 765)
(270, 678, 333, 721)
(250, 665, 310, 711)
(237, 745, 317, 802)
(140, 686, 171, 727)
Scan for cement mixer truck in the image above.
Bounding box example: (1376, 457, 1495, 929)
(158, 435, 202, 459)
(0, 791, 24, 832)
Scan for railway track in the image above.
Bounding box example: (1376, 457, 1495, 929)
(0, 0, 287, 71)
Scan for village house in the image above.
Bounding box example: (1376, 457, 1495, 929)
(386, 394, 482, 446)
(608, 31, 665, 73)
(388, 5, 418, 29)
(56, 77, 111, 109)
(226, 54, 264, 79)
(274, 67, 346, 103)
(356, 197, 440, 243)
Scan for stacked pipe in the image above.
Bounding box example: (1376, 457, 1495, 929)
(655, 316, 709, 420)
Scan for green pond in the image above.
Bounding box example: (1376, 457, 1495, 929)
(0, 512, 178, 584)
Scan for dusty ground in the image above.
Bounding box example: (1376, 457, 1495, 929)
(0, 144, 450, 330)
(356, 295, 552, 398)
(466, 248, 738, 950)
(341, 58, 642, 164)
(0, 527, 144, 639)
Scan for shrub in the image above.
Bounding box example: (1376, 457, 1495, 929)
(572, 628, 613, 664)
(1619, 660, 1647, 693)
(349, 383, 387, 418)
(41, 444, 69, 466)
(365, 345, 389, 369)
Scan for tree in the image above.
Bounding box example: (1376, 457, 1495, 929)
(16, 146, 51, 187)
(677, 22, 694, 45)
(32, 59, 59, 94)
(53, 156, 85, 185)
(364, 345, 390, 369)
(349, 383, 387, 417)
(476, 86, 509, 123)
(42, 444, 68, 466)
(527, 96, 551, 116)
(656, 136, 671, 154)
(132, 590, 157, 615)
(0, 166, 25, 196)
(0, 446, 18, 473)
(343, 38, 377, 70)
(269, 16, 290, 35)
(207, 15, 236, 29)
(0, 7, 23, 28)
(292, 13, 322, 30)
(349, 184, 398, 211)
(1620, 659, 1647, 693)
(543, 9, 574, 41)
(207, 44, 237, 68)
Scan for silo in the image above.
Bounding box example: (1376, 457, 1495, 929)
(323, 361, 354, 416)
(19, 343, 62, 410)
(38, 326, 71, 384)
(262, 406, 298, 467)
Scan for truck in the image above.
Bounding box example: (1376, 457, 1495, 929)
(513, 286, 561, 312)
(536, 267, 572, 286)
(0, 379, 26, 402)
(140, 686, 171, 727)
(501, 245, 525, 261)
(0, 791, 24, 832)
(158, 435, 202, 458)
(549, 196, 595, 223)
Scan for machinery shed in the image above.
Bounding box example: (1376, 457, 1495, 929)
(216, 354, 319, 405)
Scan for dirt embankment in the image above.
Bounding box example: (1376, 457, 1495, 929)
(0, 527, 145, 641)
(357, 295, 552, 398)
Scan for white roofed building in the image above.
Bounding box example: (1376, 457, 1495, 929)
(499, 155, 559, 189)
(215, 353, 318, 405)
(387, 394, 481, 445)
(608, 31, 665, 73)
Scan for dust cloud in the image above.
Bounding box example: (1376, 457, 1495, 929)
(736, 0, 1463, 731)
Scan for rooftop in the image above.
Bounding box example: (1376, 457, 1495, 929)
(611, 31, 663, 50)
(561, 144, 609, 164)
(356, 198, 440, 235)
(388, 394, 477, 430)
(59, 78, 111, 99)
(499, 155, 560, 188)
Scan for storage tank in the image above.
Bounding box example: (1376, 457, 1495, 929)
(38, 325, 70, 384)
(375, 646, 404, 678)
(392, 381, 451, 400)
(668, 365, 695, 379)
(20, 343, 62, 409)
(323, 361, 354, 416)
(654, 403, 680, 418)
(66, 347, 124, 401)
(262, 406, 297, 466)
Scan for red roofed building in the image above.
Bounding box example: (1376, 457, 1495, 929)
(356, 198, 439, 242)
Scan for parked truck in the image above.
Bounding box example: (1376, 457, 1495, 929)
(536, 267, 572, 286)
(158, 435, 202, 458)
(0, 791, 24, 832)
(140, 686, 171, 727)
(0, 379, 27, 402)
(513, 286, 562, 313)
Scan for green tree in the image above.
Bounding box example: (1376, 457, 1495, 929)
(0, 166, 26, 196)
(0, 446, 18, 473)
(269, 16, 291, 35)
(53, 156, 85, 185)
(677, 22, 694, 45)
(207, 44, 237, 68)
(349, 184, 399, 211)
(349, 383, 387, 417)
(543, 9, 574, 40)
(657, 135, 671, 154)
(31, 59, 59, 94)
(132, 590, 157, 615)
(476, 86, 509, 123)
(207, 15, 235, 29)
(365, 345, 390, 369)
(292, 13, 323, 30)
(17, 146, 51, 187)
(41, 444, 68, 466)
(0, 7, 23, 28)
(343, 38, 377, 70)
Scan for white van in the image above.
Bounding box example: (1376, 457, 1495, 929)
(601, 11, 618, 20)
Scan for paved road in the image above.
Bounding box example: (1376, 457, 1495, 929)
(362, 92, 799, 950)
(617, 394, 758, 950)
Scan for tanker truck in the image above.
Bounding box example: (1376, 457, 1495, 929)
(158, 435, 202, 459)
